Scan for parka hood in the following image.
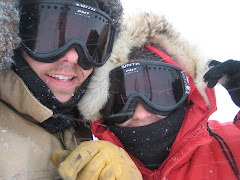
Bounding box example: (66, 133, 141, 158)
(0, 0, 20, 72)
(78, 11, 212, 120)
(0, 0, 123, 72)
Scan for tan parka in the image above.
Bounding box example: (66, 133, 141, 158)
(0, 71, 60, 179)
(0, 69, 88, 179)
(0, 1, 89, 179)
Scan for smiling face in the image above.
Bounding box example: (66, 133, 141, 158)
(22, 48, 93, 103)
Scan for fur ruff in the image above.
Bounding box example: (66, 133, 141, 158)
(78, 11, 212, 120)
(0, 0, 20, 72)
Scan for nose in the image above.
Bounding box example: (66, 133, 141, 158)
(132, 103, 153, 120)
(60, 48, 78, 64)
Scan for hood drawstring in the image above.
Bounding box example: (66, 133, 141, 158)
(207, 123, 239, 180)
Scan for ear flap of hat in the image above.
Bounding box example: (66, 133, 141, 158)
(76, 0, 123, 33)
(95, 0, 123, 33)
(0, 0, 21, 72)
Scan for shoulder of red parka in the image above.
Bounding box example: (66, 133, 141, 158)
(208, 119, 240, 149)
(91, 86, 240, 179)
(205, 120, 240, 179)
(91, 118, 240, 180)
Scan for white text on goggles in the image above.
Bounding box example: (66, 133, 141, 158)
(100, 61, 190, 124)
(19, 1, 115, 70)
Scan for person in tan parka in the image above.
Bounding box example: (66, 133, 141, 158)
(0, 0, 123, 179)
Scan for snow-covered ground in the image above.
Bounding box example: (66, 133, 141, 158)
(122, 0, 240, 122)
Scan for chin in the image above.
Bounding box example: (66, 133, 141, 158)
(55, 95, 72, 103)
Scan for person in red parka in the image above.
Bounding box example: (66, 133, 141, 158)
(52, 11, 240, 180)
(80, 11, 240, 180)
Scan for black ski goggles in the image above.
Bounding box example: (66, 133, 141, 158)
(19, 0, 115, 70)
(100, 61, 190, 124)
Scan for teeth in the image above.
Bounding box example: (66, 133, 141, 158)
(48, 74, 73, 82)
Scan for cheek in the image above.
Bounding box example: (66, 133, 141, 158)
(82, 68, 93, 78)
(156, 115, 167, 120)
(115, 122, 128, 127)
(115, 120, 132, 127)
(22, 51, 48, 75)
(26, 60, 50, 77)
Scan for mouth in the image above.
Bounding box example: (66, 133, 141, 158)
(47, 74, 74, 82)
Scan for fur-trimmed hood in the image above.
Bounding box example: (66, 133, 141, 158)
(0, 0, 20, 72)
(78, 11, 212, 120)
(0, 0, 123, 72)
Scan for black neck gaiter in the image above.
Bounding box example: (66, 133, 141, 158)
(108, 103, 186, 170)
(12, 50, 92, 133)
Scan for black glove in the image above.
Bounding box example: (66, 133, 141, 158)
(204, 60, 240, 107)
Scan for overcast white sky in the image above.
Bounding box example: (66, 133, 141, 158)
(121, 0, 240, 122)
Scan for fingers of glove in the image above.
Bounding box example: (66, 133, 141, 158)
(75, 141, 130, 179)
(75, 152, 110, 180)
(99, 149, 143, 180)
(99, 161, 142, 180)
(51, 149, 71, 168)
(75, 142, 123, 180)
(204, 64, 225, 82)
(58, 141, 104, 180)
(205, 79, 219, 88)
(204, 60, 237, 88)
(209, 60, 221, 67)
(76, 148, 142, 180)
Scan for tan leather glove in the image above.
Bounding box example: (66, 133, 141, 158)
(51, 140, 142, 180)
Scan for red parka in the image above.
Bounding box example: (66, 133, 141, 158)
(78, 11, 240, 180)
(91, 80, 240, 180)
